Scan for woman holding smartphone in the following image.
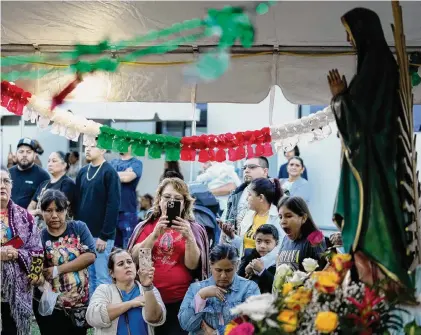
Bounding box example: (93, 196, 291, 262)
(128, 177, 210, 335)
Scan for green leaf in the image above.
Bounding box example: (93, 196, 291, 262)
(404, 320, 421, 335)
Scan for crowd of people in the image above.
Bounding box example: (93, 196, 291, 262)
(0, 137, 339, 335)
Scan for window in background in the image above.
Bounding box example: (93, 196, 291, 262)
(299, 104, 421, 132)
(156, 103, 207, 137)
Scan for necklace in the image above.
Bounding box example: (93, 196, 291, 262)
(257, 210, 269, 217)
(86, 161, 105, 181)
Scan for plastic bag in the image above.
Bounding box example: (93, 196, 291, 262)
(38, 281, 60, 316)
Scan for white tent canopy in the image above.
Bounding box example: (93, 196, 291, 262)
(0, 102, 200, 121)
(1, 1, 420, 104)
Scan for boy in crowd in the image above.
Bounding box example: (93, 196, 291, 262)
(238, 224, 278, 293)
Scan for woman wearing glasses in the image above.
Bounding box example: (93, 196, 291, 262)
(0, 166, 43, 335)
(128, 177, 210, 335)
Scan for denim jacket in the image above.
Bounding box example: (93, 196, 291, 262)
(178, 275, 260, 334)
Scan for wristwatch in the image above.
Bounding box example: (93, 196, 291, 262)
(142, 284, 154, 292)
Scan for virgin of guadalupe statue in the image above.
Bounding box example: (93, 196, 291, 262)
(327, 7, 415, 292)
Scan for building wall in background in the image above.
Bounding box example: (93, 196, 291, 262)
(0, 122, 68, 167)
(2, 89, 420, 235)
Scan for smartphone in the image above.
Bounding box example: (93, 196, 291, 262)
(138, 248, 152, 271)
(3, 235, 24, 249)
(166, 200, 181, 227)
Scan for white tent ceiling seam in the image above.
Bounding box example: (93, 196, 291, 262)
(1, 1, 420, 104)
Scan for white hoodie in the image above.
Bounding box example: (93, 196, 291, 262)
(196, 162, 241, 210)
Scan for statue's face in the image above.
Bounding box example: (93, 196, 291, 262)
(346, 30, 356, 49)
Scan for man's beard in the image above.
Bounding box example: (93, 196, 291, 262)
(17, 159, 33, 170)
(243, 176, 252, 184)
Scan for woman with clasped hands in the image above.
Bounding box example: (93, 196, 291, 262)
(178, 245, 260, 335)
(86, 248, 166, 335)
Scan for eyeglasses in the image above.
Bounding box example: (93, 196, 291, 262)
(0, 178, 12, 186)
(43, 208, 66, 214)
(242, 164, 262, 171)
(162, 194, 184, 202)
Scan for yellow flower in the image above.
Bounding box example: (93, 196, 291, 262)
(277, 310, 298, 333)
(312, 271, 340, 294)
(315, 311, 339, 333)
(284, 287, 312, 311)
(282, 283, 294, 296)
(224, 321, 238, 335)
(331, 253, 352, 272)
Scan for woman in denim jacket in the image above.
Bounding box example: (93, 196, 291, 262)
(178, 245, 260, 334)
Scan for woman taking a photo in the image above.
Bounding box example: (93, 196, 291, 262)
(178, 244, 260, 335)
(28, 151, 76, 226)
(279, 157, 310, 204)
(221, 178, 283, 268)
(33, 190, 96, 335)
(0, 166, 44, 335)
(87, 248, 166, 334)
(277, 196, 327, 271)
(128, 177, 209, 335)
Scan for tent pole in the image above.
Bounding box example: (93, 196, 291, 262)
(0, 116, 4, 166)
(20, 115, 24, 137)
(189, 84, 198, 183)
(269, 46, 278, 126)
(79, 136, 83, 169)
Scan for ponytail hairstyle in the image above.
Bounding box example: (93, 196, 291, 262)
(53, 151, 70, 171)
(249, 177, 283, 206)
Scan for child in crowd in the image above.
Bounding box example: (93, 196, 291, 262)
(237, 224, 278, 293)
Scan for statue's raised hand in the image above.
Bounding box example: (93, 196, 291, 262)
(327, 69, 347, 97)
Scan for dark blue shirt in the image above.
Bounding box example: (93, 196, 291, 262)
(75, 162, 121, 240)
(32, 175, 76, 211)
(9, 164, 50, 208)
(117, 285, 148, 335)
(41, 220, 96, 253)
(278, 235, 326, 271)
(110, 158, 143, 213)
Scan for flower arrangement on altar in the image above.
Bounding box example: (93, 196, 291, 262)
(225, 253, 411, 335)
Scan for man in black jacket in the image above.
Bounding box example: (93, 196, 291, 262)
(238, 224, 278, 293)
(221, 156, 269, 231)
(75, 144, 121, 295)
